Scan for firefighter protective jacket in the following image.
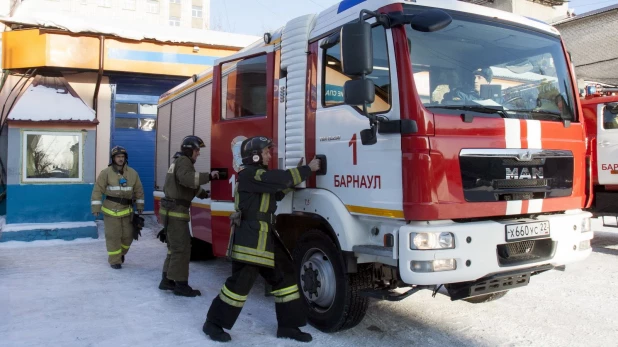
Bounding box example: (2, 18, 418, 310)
(91, 164, 144, 218)
(161, 153, 210, 221)
(230, 164, 312, 268)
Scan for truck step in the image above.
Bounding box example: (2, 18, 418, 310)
(352, 245, 393, 258)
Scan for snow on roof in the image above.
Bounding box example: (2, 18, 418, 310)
(551, 4, 618, 25)
(0, 1, 259, 49)
(8, 76, 96, 122)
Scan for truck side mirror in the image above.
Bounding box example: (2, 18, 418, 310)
(343, 79, 375, 106)
(340, 20, 373, 76)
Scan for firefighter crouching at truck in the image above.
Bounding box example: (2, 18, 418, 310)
(91, 146, 145, 269)
(157, 135, 220, 297)
(203, 136, 320, 343)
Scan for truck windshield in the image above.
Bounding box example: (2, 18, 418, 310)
(404, 7, 575, 122)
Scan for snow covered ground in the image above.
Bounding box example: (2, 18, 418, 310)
(0, 217, 617, 347)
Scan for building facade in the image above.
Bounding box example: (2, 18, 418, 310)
(0, 4, 258, 241)
(8, 0, 210, 29)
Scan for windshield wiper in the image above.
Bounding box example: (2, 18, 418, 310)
(507, 109, 571, 128)
(427, 105, 507, 121)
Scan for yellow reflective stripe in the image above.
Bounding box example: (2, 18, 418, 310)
(257, 221, 268, 251)
(108, 249, 122, 255)
(219, 292, 244, 308)
(234, 191, 239, 211)
(231, 251, 275, 267)
(222, 285, 248, 302)
(289, 167, 302, 185)
(159, 208, 190, 219)
(233, 245, 274, 259)
(167, 250, 172, 255)
(259, 193, 270, 213)
(102, 206, 132, 217)
(271, 285, 299, 297)
(121, 244, 130, 250)
(254, 169, 266, 181)
(274, 292, 300, 303)
(91, 201, 102, 205)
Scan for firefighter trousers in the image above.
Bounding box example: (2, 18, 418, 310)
(205, 240, 307, 330)
(162, 217, 192, 282)
(104, 215, 133, 265)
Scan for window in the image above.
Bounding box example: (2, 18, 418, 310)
(404, 5, 576, 122)
(115, 118, 138, 129)
(115, 103, 138, 114)
(221, 55, 268, 120)
(98, 0, 111, 7)
(146, 0, 159, 13)
(169, 16, 181, 26)
(140, 118, 156, 131)
(322, 25, 391, 114)
(603, 106, 618, 130)
(139, 104, 157, 115)
(192, 5, 202, 18)
(123, 0, 136, 10)
(22, 131, 83, 183)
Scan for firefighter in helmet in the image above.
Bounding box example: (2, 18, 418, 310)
(203, 136, 320, 343)
(158, 135, 220, 297)
(91, 146, 145, 269)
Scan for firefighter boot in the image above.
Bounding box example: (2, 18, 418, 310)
(173, 281, 201, 297)
(277, 327, 312, 343)
(110, 264, 122, 270)
(158, 272, 175, 291)
(203, 320, 231, 342)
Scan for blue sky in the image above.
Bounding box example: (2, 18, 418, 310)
(210, 0, 618, 36)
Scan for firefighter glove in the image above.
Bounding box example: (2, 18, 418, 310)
(157, 228, 167, 243)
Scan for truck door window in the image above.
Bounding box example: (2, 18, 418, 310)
(603, 106, 618, 129)
(221, 54, 267, 120)
(322, 25, 391, 113)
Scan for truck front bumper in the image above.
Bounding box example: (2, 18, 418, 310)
(398, 210, 593, 286)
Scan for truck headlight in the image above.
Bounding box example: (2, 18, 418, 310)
(581, 218, 591, 233)
(410, 232, 455, 250)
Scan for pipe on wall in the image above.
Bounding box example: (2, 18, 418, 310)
(93, 35, 105, 118)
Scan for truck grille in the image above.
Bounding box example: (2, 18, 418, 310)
(460, 149, 573, 203)
(494, 179, 549, 189)
(497, 239, 556, 266)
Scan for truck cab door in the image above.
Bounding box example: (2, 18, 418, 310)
(596, 103, 618, 184)
(314, 24, 404, 217)
(210, 47, 276, 202)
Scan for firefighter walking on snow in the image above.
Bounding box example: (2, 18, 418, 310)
(91, 146, 144, 269)
(203, 136, 320, 343)
(157, 135, 219, 297)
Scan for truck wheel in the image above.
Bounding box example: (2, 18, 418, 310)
(463, 291, 508, 304)
(293, 229, 371, 332)
(190, 237, 215, 261)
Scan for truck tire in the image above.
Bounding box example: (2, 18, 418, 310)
(293, 229, 371, 332)
(463, 290, 508, 304)
(190, 237, 215, 261)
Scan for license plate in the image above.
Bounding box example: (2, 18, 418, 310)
(505, 221, 550, 241)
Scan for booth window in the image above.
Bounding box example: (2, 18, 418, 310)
(22, 131, 83, 183)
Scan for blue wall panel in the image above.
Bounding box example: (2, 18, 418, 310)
(6, 184, 94, 224)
